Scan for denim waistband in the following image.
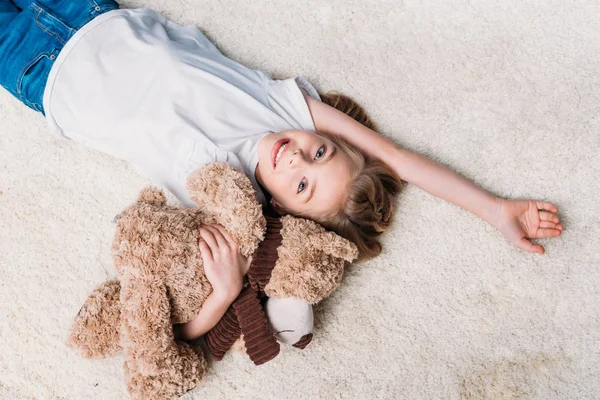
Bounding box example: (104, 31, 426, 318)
(0, 0, 119, 114)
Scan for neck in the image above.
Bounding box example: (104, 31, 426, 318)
(254, 162, 263, 186)
(255, 163, 273, 202)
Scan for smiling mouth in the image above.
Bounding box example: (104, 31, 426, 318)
(272, 138, 290, 169)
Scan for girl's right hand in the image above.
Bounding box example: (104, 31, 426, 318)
(199, 224, 252, 301)
(491, 199, 564, 254)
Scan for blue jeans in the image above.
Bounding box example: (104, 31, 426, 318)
(0, 0, 119, 114)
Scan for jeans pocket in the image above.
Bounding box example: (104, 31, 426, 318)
(16, 49, 58, 109)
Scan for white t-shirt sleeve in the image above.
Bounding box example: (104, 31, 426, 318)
(265, 76, 321, 132)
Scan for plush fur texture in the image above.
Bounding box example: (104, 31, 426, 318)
(265, 216, 358, 304)
(67, 163, 358, 399)
(67, 280, 122, 358)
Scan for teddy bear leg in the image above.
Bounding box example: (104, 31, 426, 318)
(67, 279, 123, 358)
(124, 341, 207, 400)
(120, 273, 208, 399)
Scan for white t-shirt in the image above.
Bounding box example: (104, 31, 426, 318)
(42, 8, 321, 206)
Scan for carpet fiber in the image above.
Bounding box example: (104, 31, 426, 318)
(1, 0, 599, 398)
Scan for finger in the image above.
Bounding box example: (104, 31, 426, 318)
(204, 225, 229, 250)
(198, 238, 214, 262)
(534, 228, 562, 239)
(536, 201, 558, 213)
(199, 227, 219, 252)
(540, 221, 565, 231)
(212, 224, 237, 246)
(539, 211, 560, 224)
(243, 256, 253, 274)
(516, 237, 545, 254)
(539, 221, 557, 229)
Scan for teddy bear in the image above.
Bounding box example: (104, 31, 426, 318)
(67, 163, 358, 400)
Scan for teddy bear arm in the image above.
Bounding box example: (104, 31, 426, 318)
(67, 279, 122, 358)
(119, 272, 208, 399)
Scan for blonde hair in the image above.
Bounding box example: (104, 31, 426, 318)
(314, 92, 402, 261)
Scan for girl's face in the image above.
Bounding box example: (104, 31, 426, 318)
(255, 130, 356, 220)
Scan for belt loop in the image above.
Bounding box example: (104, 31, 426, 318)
(88, 0, 116, 16)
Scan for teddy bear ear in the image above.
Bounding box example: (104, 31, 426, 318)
(316, 230, 359, 262)
(136, 187, 167, 207)
(280, 215, 358, 262)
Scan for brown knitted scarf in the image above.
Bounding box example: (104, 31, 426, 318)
(204, 216, 283, 365)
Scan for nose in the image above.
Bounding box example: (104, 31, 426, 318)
(288, 149, 307, 168)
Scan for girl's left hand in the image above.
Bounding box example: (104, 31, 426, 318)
(492, 199, 564, 254)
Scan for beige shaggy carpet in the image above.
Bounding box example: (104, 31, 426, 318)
(1, 0, 599, 399)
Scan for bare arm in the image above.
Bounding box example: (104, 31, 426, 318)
(303, 91, 563, 253)
(303, 91, 501, 225)
(173, 291, 235, 341)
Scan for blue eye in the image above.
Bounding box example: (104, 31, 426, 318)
(315, 145, 326, 159)
(298, 177, 307, 193)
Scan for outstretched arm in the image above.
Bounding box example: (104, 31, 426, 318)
(302, 91, 564, 254)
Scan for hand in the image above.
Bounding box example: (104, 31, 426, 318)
(491, 199, 564, 254)
(199, 224, 252, 301)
